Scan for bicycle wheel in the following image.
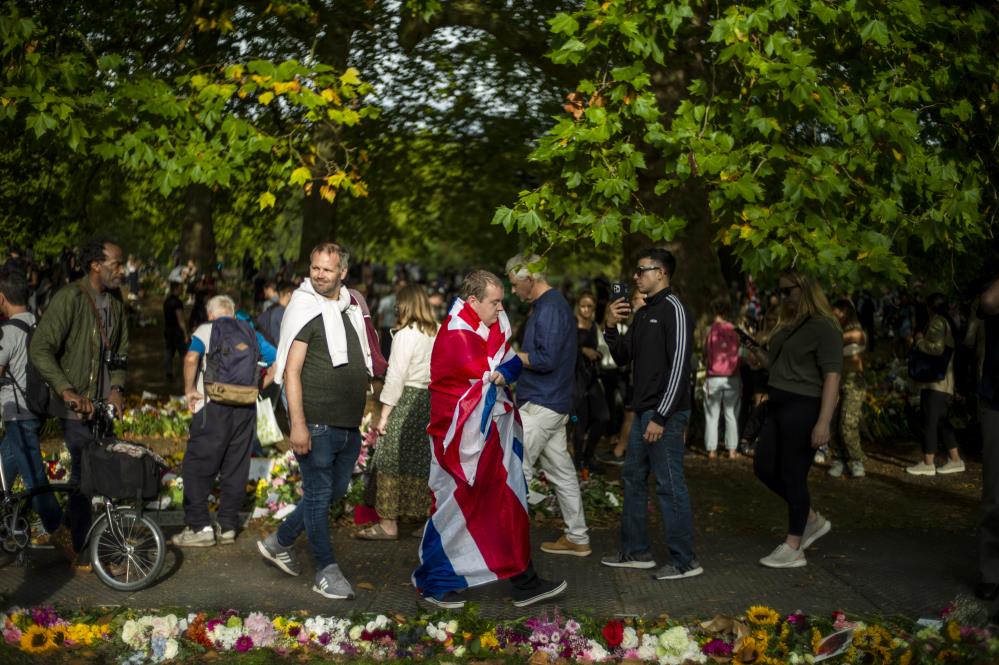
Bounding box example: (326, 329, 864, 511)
(89, 509, 166, 591)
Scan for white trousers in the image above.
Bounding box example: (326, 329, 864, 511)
(703, 375, 741, 451)
(520, 402, 589, 544)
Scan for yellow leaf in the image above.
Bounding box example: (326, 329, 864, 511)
(226, 64, 244, 80)
(251, 74, 271, 86)
(289, 166, 312, 186)
(340, 67, 362, 86)
(258, 191, 276, 210)
(350, 181, 368, 198)
(892, 148, 904, 161)
(259, 91, 275, 106)
(273, 81, 301, 95)
(0, 97, 10, 107)
(220, 17, 234, 33)
(190, 74, 208, 89)
(319, 185, 337, 203)
(325, 172, 347, 188)
(858, 251, 870, 260)
(738, 224, 754, 240)
(320, 88, 340, 104)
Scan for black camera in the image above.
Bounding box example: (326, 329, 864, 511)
(104, 350, 128, 371)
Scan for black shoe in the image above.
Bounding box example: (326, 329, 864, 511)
(421, 591, 466, 609)
(976, 582, 999, 601)
(511, 578, 567, 608)
(595, 450, 625, 466)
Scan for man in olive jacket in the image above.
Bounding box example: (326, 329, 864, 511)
(29, 237, 128, 561)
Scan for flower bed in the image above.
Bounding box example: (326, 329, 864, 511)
(2, 602, 997, 663)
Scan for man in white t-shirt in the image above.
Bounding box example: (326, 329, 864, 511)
(0, 270, 64, 543)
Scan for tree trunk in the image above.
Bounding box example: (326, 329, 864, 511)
(178, 183, 215, 270)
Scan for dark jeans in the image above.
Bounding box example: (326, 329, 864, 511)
(277, 424, 360, 570)
(163, 332, 186, 379)
(1, 419, 62, 533)
(621, 409, 695, 568)
(753, 387, 821, 537)
(979, 406, 999, 583)
(920, 389, 957, 455)
(181, 402, 255, 531)
(62, 419, 94, 552)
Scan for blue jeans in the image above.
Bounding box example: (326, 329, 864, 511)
(1, 419, 63, 534)
(277, 425, 360, 569)
(621, 409, 696, 567)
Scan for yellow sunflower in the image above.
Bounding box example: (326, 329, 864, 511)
(936, 648, 962, 662)
(752, 629, 770, 652)
(853, 627, 880, 649)
(810, 627, 823, 653)
(48, 626, 68, 647)
(19, 625, 55, 654)
(899, 649, 913, 665)
(945, 621, 961, 642)
(746, 605, 780, 626)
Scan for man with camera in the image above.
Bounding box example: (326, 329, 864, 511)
(30, 237, 129, 566)
(601, 248, 702, 581)
(505, 254, 590, 558)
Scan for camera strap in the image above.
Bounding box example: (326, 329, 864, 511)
(78, 282, 113, 353)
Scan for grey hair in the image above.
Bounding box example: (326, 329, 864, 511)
(310, 242, 350, 272)
(505, 253, 546, 282)
(206, 294, 236, 318)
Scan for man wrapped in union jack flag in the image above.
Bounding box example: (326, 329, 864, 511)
(412, 270, 567, 609)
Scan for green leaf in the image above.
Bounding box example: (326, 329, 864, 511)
(258, 191, 276, 210)
(289, 166, 311, 186)
(492, 206, 515, 232)
(859, 20, 889, 46)
(549, 13, 579, 35)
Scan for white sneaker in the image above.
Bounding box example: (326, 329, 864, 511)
(827, 461, 844, 478)
(906, 461, 936, 476)
(801, 513, 831, 550)
(937, 459, 965, 474)
(171, 526, 215, 547)
(760, 543, 806, 568)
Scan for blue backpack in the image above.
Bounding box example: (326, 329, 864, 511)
(203, 318, 260, 406)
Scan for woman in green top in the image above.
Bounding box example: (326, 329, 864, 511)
(905, 292, 964, 476)
(747, 271, 842, 569)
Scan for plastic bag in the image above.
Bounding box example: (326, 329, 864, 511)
(256, 396, 283, 446)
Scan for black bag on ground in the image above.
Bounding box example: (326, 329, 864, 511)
(0, 318, 52, 417)
(80, 439, 163, 501)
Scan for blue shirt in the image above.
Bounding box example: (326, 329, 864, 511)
(515, 288, 577, 414)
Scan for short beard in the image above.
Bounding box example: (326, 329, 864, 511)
(314, 278, 341, 298)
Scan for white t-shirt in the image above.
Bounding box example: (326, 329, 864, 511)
(0, 312, 38, 421)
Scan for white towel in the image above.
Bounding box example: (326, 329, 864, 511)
(273, 279, 372, 384)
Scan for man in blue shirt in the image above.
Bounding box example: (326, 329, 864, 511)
(506, 254, 590, 557)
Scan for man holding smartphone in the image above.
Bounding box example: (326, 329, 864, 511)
(601, 248, 702, 580)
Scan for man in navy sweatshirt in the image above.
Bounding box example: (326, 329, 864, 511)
(602, 248, 702, 581)
(506, 254, 591, 557)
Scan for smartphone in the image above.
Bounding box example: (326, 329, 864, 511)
(735, 327, 761, 350)
(610, 281, 630, 302)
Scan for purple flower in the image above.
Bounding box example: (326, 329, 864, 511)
(318, 632, 332, 646)
(235, 635, 254, 653)
(30, 607, 59, 628)
(702, 638, 733, 657)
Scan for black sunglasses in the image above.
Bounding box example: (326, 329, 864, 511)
(633, 265, 661, 276)
(779, 285, 800, 297)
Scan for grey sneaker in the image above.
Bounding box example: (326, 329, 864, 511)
(801, 512, 831, 550)
(313, 564, 354, 600)
(421, 591, 466, 609)
(906, 461, 936, 476)
(600, 551, 656, 569)
(827, 461, 844, 478)
(257, 533, 302, 576)
(848, 461, 866, 478)
(171, 526, 215, 547)
(937, 459, 965, 474)
(213, 522, 236, 545)
(654, 559, 704, 580)
(760, 543, 806, 568)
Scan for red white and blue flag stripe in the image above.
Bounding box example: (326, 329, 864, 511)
(412, 298, 528, 597)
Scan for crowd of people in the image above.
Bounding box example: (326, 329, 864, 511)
(0, 238, 997, 610)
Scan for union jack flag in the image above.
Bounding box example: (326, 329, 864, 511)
(412, 298, 528, 597)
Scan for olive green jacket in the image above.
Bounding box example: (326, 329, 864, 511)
(29, 278, 129, 398)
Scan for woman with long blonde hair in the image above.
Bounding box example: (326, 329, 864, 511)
(747, 271, 842, 569)
(358, 285, 439, 540)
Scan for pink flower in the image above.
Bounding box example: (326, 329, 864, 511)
(235, 635, 254, 653)
(3, 627, 22, 644)
(272, 478, 285, 488)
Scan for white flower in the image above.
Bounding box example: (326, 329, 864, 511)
(426, 624, 439, 640)
(453, 646, 466, 657)
(163, 638, 179, 660)
(584, 640, 610, 662)
(121, 620, 142, 649)
(637, 644, 658, 660)
(373, 615, 390, 629)
(606, 491, 620, 507)
(446, 620, 459, 635)
(565, 620, 581, 634)
(365, 620, 377, 633)
(349, 625, 364, 641)
(621, 626, 639, 649)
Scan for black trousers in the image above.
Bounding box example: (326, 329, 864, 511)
(181, 402, 255, 531)
(920, 389, 957, 455)
(62, 419, 94, 552)
(979, 406, 999, 583)
(753, 387, 821, 537)
(509, 560, 540, 592)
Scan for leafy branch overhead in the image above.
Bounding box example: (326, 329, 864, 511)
(494, 0, 998, 285)
(0, 2, 378, 215)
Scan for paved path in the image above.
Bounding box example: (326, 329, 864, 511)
(0, 450, 988, 620)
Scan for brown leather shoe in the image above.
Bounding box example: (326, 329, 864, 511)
(539, 535, 592, 557)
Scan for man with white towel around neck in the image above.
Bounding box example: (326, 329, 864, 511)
(257, 242, 375, 601)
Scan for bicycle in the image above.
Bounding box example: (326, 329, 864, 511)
(0, 401, 167, 591)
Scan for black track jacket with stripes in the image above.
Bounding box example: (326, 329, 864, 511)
(603, 286, 693, 425)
